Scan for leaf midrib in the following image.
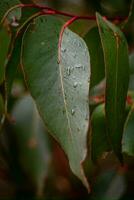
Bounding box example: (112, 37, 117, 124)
(59, 61, 73, 139)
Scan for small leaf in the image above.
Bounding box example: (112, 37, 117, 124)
(0, 26, 11, 84)
(84, 27, 105, 88)
(12, 95, 51, 193)
(21, 16, 90, 190)
(122, 104, 134, 156)
(96, 13, 129, 160)
(91, 104, 111, 162)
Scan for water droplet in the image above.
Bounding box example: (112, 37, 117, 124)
(75, 64, 85, 70)
(11, 21, 19, 27)
(11, 16, 19, 27)
(71, 109, 75, 115)
(41, 41, 45, 45)
(73, 82, 78, 88)
(61, 47, 66, 53)
(67, 67, 71, 76)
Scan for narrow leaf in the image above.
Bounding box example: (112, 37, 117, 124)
(21, 16, 90, 190)
(96, 13, 129, 160)
(84, 27, 105, 88)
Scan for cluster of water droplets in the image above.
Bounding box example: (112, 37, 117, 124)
(61, 31, 89, 118)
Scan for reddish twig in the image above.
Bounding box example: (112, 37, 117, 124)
(58, 16, 78, 63)
(0, 3, 129, 67)
(1, 3, 127, 26)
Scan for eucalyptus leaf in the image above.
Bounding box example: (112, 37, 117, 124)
(91, 104, 111, 162)
(84, 27, 105, 88)
(96, 13, 129, 160)
(21, 16, 90, 190)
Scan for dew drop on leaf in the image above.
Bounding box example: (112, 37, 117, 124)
(67, 67, 71, 76)
(61, 47, 67, 53)
(71, 109, 75, 115)
(10, 16, 19, 27)
(73, 82, 78, 88)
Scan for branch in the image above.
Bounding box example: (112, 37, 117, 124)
(1, 3, 127, 26)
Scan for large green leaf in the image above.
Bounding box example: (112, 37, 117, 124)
(96, 13, 129, 160)
(0, 26, 11, 84)
(12, 95, 51, 193)
(122, 104, 134, 156)
(84, 27, 105, 88)
(91, 104, 111, 162)
(21, 16, 90, 190)
(0, 0, 21, 23)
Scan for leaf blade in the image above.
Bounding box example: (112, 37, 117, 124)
(21, 16, 91, 190)
(96, 13, 129, 160)
(84, 27, 105, 88)
(91, 104, 111, 162)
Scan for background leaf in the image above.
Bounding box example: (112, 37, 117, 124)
(84, 27, 105, 88)
(21, 15, 90, 190)
(12, 95, 51, 194)
(0, 26, 11, 85)
(96, 13, 129, 160)
(91, 104, 111, 162)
